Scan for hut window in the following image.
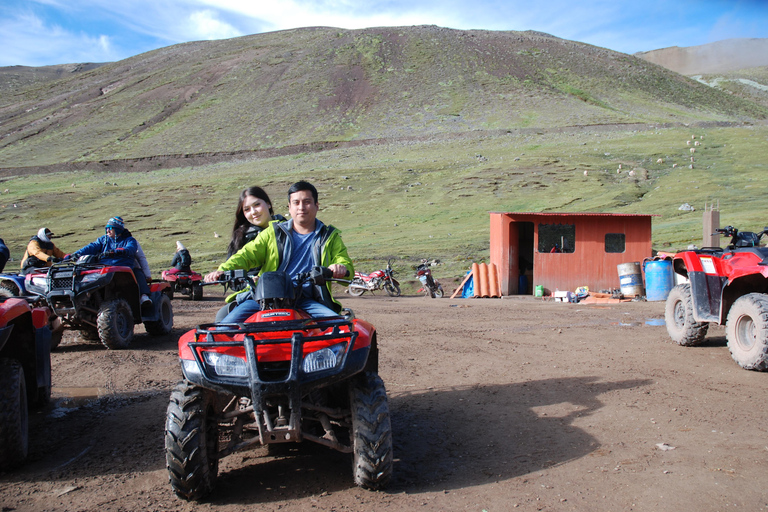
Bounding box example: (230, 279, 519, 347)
(538, 223, 575, 253)
(605, 233, 626, 253)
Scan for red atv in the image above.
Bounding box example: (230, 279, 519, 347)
(25, 256, 174, 349)
(0, 295, 55, 470)
(164, 267, 393, 501)
(161, 270, 204, 301)
(665, 225, 768, 370)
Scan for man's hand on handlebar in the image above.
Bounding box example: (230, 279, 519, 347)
(328, 264, 348, 279)
(204, 270, 224, 283)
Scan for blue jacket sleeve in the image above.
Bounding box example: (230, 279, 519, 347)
(76, 236, 107, 256)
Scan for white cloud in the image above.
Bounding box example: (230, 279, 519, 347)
(0, 12, 118, 65)
(187, 9, 242, 40)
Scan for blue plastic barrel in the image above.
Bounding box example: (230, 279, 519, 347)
(643, 259, 675, 301)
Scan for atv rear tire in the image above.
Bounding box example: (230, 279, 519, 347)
(165, 381, 219, 501)
(0, 283, 16, 298)
(384, 281, 401, 297)
(348, 278, 366, 297)
(726, 293, 768, 371)
(350, 371, 393, 490)
(665, 284, 708, 346)
(0, 360, 28, 470)
(192, 284, 203, 301)
(145, 294, 173, 336)
(98, 298, 134, 349)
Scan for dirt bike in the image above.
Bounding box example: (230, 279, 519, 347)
(160, 269, 204, 301)
(24, 255, 174, 349)
(416, 259, 444, 298)
(164, 267, 393, 501)
(0, 295, 55, 470)
(665, 225, 768, 370)
(347, 258, 401, 297)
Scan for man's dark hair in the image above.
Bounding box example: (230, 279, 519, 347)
(288, 181, 318, 203)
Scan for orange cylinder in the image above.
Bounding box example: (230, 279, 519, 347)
(478, 262, 490, 298)
(471, 263, 481, 297)
(488, 263, 500, 298)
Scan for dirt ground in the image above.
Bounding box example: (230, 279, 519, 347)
(2, 289, 768, 512)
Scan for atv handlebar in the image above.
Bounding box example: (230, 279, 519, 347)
(205, 267, 351, 288)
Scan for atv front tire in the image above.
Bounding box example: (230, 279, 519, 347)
(192, 284, 203, 301)
(0, 359, 29, 470)
(98, 298, 134, 349)
(165, 381, 219, 501)
(350, 371, 393, 490)
(145, 294, 174, 336)
(665, 284, 708, 346)
(726, 293, 768, 371)
(433, 285, 444, 299)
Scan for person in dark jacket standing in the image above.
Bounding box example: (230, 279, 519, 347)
(0, 237, 9, 273)
(21, 227, 67, 273)
(168, 241, 192, 274)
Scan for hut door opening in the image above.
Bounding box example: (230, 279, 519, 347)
(518, 222, 534, 294)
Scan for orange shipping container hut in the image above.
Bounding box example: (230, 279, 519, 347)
(489, 212, 655, 296)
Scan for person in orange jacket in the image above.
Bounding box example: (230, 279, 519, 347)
(21, 227, 67, 273)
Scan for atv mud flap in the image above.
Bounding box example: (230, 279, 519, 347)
(139, 290, 166, 322)
(34, 325, 52, 391)
(0, 324, 12, 353)
(689, 271, 726, 322)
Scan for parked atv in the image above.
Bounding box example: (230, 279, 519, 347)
(0, 295, 55, 470)
(665, 225, 768, 370)
(164, 267, 393, 501)
(25, 256, 174, 349)
(160, 270, 204, 301)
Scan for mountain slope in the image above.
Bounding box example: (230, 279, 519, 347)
(1, 26, 766, 168)
(636, 38, 768, 75)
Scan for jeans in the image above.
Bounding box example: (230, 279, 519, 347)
(133, 268, 151, 296)
(220, 298, 338, 324)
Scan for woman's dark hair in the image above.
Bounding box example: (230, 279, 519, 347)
(227, 186, 274, 256)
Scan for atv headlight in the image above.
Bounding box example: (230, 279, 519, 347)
(80, 273, 104, 285)
(29, 276, 47, 290)
(302, 343, 346, 373)
(202, 351, 248, 377)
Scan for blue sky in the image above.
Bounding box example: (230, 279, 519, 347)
(1, 0, 766, 67)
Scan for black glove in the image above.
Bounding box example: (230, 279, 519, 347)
(47, 256, 53, 262)
(51, 257, 62, 263)
(102, 251, 116, 258)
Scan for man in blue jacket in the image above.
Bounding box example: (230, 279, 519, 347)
(70, 216, 151, 305)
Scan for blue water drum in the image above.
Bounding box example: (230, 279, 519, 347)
(643, 259, 675, 301)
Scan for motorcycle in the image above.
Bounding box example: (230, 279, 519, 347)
(347, 259, 401, 297)
(416, 259, 444, 298)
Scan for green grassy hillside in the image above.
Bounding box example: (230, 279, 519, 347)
(1, 123, 765, 291)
